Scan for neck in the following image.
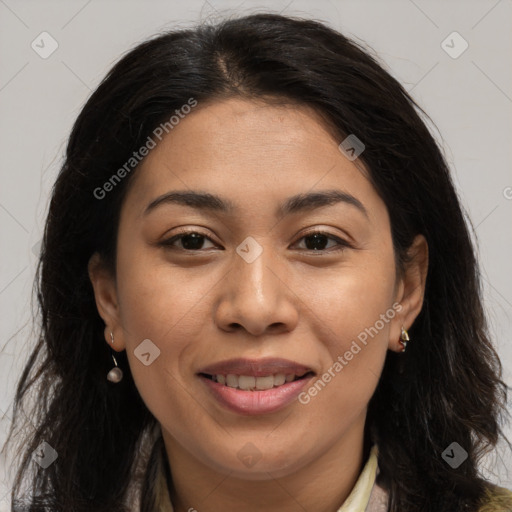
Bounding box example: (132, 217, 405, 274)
(161, 412, 370, 512)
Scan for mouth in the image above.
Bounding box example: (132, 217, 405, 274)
(196, 358, 316, 415)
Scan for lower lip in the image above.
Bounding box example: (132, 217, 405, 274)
(199, 375, 313, 416)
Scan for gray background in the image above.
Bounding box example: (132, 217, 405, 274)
(0, 0, 511, 507)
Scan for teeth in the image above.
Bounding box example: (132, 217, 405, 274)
(214, 373, 302, 390)
(255, 375, 274, 390)
(226, 374, 238, 388)
(238, 375, 256, 390)
(274, 374, 286, 386)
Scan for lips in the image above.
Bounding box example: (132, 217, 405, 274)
(197, 357, 315, 415)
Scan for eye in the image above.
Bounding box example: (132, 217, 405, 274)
(159, 229, 351, 253)
(159, 230, 217, 251)
(294, 230, 351, 252)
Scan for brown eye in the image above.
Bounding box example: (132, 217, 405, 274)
(295, 231, 350, 252)
(160, 231, 217, 251)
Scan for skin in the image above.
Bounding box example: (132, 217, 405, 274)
(88, 97, 428, 512)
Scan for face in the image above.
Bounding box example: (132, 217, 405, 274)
(89, 97, 427, 480)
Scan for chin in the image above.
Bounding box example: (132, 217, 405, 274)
(202, 441, 312, 481)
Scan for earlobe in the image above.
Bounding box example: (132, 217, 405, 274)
(88, 252, 125, 349)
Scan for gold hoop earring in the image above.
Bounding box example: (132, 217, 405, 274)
(399, 326, 410, 352)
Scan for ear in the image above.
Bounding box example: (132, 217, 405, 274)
(389, 234, 429, 352)
(88, 252, 126, 351)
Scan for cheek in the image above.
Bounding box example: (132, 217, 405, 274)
(297, 258, 395, 403)
(114, 262, 209, 430)
(114, 250, 213, 403)
(302, 257, 396, 342)
(116, 246, 212, 340)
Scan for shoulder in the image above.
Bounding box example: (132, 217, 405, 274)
(477, 483, 512, 512)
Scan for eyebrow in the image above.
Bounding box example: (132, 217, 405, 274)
(143, 189, 369, 219)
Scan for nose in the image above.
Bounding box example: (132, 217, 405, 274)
(214, 241, 300, 337)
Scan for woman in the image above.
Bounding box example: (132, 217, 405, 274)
(3, 12, 511, 512)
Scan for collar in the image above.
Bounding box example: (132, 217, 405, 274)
(337, 444, 389, 512)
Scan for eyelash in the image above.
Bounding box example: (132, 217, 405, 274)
(159, 228, 351, 254)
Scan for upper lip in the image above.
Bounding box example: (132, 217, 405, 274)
(198, 357, 315, 377)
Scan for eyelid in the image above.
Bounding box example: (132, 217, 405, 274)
(160, 227, 218, 249)
(159, 227, 352, 253)
(293, 229, 352, 252)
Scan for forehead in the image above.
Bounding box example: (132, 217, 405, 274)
(156, 98, 348, 168)
(121, 97, 386, 225)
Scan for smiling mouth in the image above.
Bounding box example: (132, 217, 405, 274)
(198, 371, 314, 391)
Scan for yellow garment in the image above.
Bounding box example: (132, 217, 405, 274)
(337, 444, 380, 512)
(477, 483, 512, 511)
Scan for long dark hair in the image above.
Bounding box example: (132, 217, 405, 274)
(2, 12, 510, 512)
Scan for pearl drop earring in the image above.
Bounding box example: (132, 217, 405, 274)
(107, 331, 123, 383)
